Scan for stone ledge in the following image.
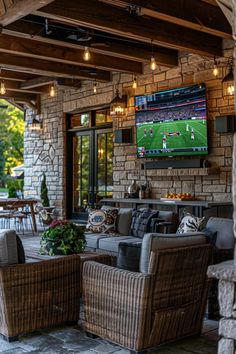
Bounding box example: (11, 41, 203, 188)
(152, 167, 219, 176)
(207, 260, 236, 281)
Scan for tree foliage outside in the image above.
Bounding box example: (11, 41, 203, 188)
(0, 99, 24, 186)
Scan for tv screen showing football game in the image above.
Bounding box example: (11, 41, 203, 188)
(135, 84, 208, 158)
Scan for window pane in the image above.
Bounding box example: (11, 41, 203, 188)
(73, 135, 90, 212)
(95, 109, 112, 125)
(71, 113, 89, 128)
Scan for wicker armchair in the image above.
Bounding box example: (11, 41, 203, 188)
(83, 233, 212, 354)
(0, 255, 81, 341)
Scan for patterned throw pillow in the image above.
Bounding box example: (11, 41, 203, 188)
(86, 208, 119, 234)
(176, 213, 205, 234)
(130, 208, 159, 238)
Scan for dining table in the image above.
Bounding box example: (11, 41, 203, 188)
(0, 198, 38, 233)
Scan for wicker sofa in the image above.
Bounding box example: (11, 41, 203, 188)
(85, 207, 179, 255)
(83, 232, 212, 354)
(0, 229, 81, 341)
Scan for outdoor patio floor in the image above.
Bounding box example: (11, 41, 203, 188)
(0, 229, 219, 354)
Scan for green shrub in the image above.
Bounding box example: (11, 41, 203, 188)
(8, 186, 17, 198)
(40, 173, 50, 207)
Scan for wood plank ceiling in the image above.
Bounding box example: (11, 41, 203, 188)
(0, 0, 231, 109)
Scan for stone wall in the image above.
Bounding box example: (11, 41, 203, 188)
(24, 47, 234, 216)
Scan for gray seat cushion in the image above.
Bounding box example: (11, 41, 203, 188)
(85, 232, 110, 248)
(140, 232, 207, 273)
(98, 236, 141, 253)
(206, 217, 234, 249)
(0, 229, 19, 265)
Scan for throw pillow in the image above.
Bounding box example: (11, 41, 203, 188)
(117, 242, 142, 272)
(176, 213, 205, 234)
(86, 208, 119, 234)
(130, 208, 159, 238)
(202, 228, 217, 245)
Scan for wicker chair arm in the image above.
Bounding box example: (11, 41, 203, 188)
(0, 255, 81, 339)
(83, 261, 153, 350)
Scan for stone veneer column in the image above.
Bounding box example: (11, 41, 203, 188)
(208, 2, 236, 354)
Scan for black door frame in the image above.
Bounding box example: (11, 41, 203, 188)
(66, 123, 113, 220)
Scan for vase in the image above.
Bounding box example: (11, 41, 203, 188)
(127, 180, 140, 198)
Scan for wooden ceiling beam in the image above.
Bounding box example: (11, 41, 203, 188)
(0, 33, 143, 74)
(0, 90, 37, 102)
(20, 76, 55, 89)
(0, 69, 37, 82)
(5, 20, 178, 67)
(35, 0, 222, 56)
(21, 76, 81, 89)
(98, 0, 231, 38)
(0, 53, 111, 81)
(1, 79, 50, 94)
(0, 0, 55, 26)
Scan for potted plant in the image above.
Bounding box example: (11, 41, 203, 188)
(39, 220, 86, 256)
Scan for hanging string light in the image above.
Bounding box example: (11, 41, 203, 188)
(213, 57, 219, 77)
(132, 76, 137, 89)
(150, 40, 157, 71)
(0, 81, 6, 95)
(93, 81, 97, 93)
(49, 82, 56, 97)
(0, 68, 6, 95)
(83, 46, 91, 61)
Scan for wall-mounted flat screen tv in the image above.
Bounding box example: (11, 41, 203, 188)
(135, 84, 208, 158)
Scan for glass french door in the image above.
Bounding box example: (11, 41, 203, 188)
(71, 128, 113, 219)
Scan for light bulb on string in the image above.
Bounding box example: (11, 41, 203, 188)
(150, 56, 157, 71)
(213, 57, 219, 77)
(150, 39, 157, 71)
(93, 81, 97, 93)
(83, 46, 91, 61)
(0, 81, 6, 95)
(132, 76, 137, 89)
(49, 83, 55, 97)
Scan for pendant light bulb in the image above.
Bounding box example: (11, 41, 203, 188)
(150, 55, 157, 71)
(213, 65, 219, 77)
(0, 81, 6, 95)
(227, 83, 234, 96)
(83, 46, 91, 61)
(50, 83, 55, 97)
(93, 82, 97, 94)
(132, 77, 137, 89)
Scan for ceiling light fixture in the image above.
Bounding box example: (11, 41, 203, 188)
(0, 81, 6, 95)
(150, 40, 157, 71)
(213, 57, 219, 77)
(83, 46, 91, 61)
(93, 81, 97, 93)
(222, 61, 234, 96)
(132, 76, 137, 89)
(49, 82, 56, 97)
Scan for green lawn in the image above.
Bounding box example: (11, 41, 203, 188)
(0, 188, 8, 193)
(136, 119, 208, 157)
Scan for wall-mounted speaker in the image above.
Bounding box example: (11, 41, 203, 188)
(114, 128, 133, 144)
(215, 115, 236, 133)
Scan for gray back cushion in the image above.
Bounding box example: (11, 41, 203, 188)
(116, 208, 133, 235)
(206, 217, 234, 249)
(140, 232, 207, 273)
(158, 211, 179, 233)
(0, 229, 19, 265)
